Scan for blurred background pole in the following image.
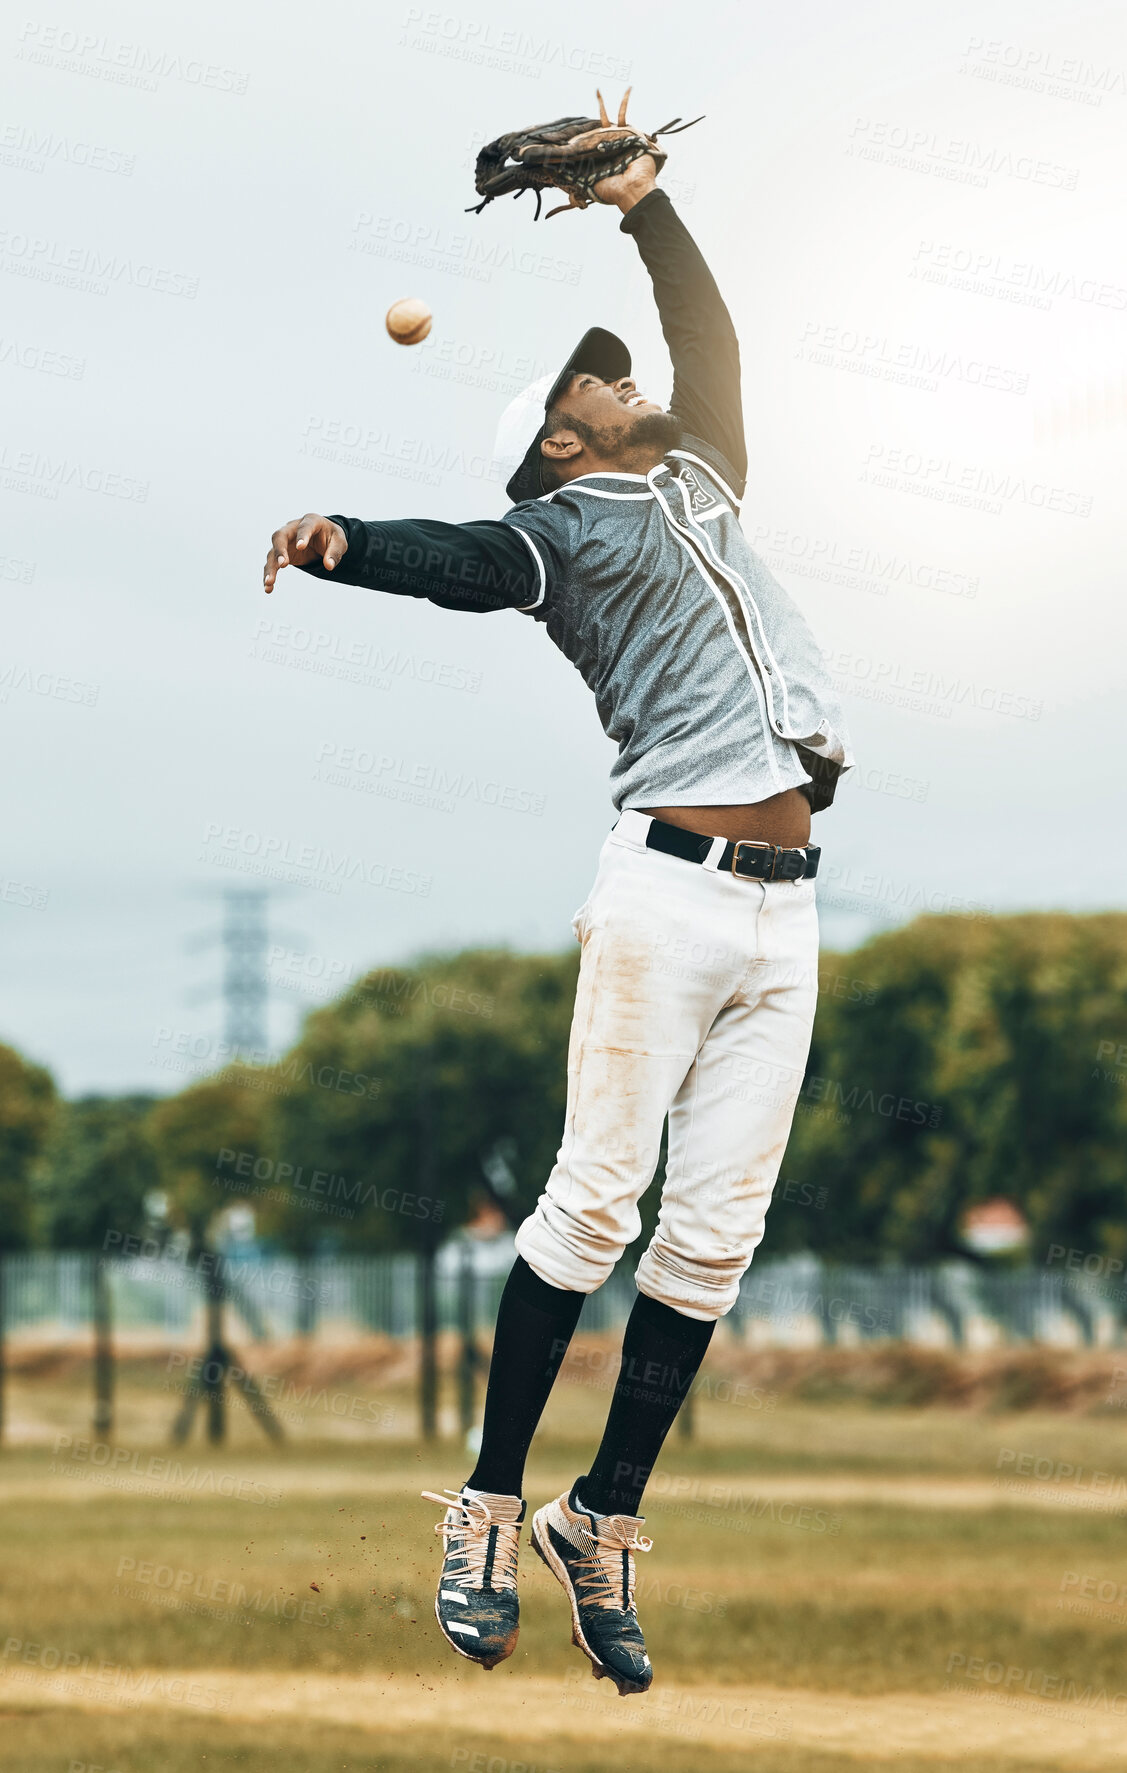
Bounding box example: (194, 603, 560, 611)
(204, 1255, 227, 1445)
(91, 1251, 114, 1438)
(0, 1253, 6, 1447)
(457, 1236, 478, 1438)
(417, 1046, 439, 1442)
(677, 1378, 695, 1441)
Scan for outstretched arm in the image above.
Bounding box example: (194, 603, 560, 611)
(263, 512, 550, 613)
(596, 161, 746, 496)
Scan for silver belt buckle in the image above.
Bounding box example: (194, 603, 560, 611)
(731, 840, 776, 880)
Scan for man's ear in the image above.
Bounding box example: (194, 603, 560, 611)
(541, 429, 583, 465)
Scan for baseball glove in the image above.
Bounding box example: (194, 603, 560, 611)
(467, 88, 702, 221)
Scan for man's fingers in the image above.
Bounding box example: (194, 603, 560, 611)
(265, 515, 339, 591)
(271, 524, 295, 568)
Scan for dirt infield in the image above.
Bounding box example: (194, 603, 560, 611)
(2, 1663, 1123, 1768)
(2, 1462, 1121, 1515)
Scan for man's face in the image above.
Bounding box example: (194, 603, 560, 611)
(553, 371, 665, 455)
(540, 371, 683, 483)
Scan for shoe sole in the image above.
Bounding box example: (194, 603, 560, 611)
(432, 1594, 517, 1672)
(530, 1508, 652, 1698)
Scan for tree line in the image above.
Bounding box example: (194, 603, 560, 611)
(4, 911, 1125, 1268)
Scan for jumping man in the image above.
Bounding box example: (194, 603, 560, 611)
(264, 152, 852, 1694)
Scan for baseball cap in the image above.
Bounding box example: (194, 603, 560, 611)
(498, 326, 631, 504)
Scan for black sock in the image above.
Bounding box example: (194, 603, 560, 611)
(466, 1255, 585, 1497)
(580, 1291, 715, 1517)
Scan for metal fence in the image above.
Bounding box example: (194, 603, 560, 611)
(2, 1250, 1123, 1348)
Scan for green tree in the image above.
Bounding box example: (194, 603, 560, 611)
(148, 1068, 269, 1241)
(779, 914, 1127, 1263)
(262, 949, 578, 1252)
(0, 1042, 56, 1251)
(36, 1095, 159, 1250)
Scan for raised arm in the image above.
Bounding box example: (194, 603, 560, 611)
(263, 512, 548, 613)
(598, 166, 746, 496)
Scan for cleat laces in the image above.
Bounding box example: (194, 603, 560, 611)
(572, 1516, 653, 1612)
(422, 1489, 521, 1593)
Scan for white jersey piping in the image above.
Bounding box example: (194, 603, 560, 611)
(507, 525, 548, 610)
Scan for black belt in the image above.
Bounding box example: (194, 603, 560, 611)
(642, 815, 820, 882)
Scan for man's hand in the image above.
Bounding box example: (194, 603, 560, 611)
(263, 514, 348, 593)
(593, 152, 658, 214)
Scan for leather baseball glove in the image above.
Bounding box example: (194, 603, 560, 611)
(468, 88, 702, 221)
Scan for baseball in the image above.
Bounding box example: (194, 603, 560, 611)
(385, 297, 432, 345)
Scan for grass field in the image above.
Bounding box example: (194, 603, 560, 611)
(2, 1349, 1126, 1770)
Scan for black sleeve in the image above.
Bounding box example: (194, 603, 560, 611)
(620, 188, 746, 497)
(296, 515, 549, 613)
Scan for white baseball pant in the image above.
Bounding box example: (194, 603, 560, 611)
(515, 811, 820, 1321)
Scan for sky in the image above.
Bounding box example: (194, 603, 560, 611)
(2, 0, 1125, 1096)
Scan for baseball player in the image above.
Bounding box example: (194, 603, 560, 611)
(264, 151, 851, 1694)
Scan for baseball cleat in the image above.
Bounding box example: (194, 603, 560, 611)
(531, 1482, 654, 1695)
(421, 1486, 524, 1669)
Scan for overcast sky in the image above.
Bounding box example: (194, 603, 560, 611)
(2, 0, 1124, 1096)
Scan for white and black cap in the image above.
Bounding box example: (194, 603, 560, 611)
(497, 326, 631, 504)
